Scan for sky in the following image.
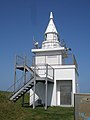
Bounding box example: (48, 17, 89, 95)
(0, 0, 90, 93)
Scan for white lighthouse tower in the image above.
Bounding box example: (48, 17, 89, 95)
(31, 12, 79, 107)
(9, 12, 78, 109)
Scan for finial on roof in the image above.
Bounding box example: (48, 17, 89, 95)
(50, 12, 53, 19)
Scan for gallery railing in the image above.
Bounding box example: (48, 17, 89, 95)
(32, 53, 78, 69)
(33, 64, 54, 81)
(62, 54, 78, 69)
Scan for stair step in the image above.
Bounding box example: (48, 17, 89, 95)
(31, 82, 34, 85)
(25, 88, 29, 90)
(23, 90, 26, 92)
(21, 92, 24, 94)
(13, 98, 16, 101)
(18, 94, 21, 97)
(9, 75, 35, 102)
(16, 96, 19, 99)
(27, 86, 31, 89)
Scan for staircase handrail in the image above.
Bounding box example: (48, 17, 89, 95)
(7, 75, 24, 93)
(11, 76, 34, 96)
(32, 64, 54, 80)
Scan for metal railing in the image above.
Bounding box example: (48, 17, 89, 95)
(7, 74, 33, 96)
(7, 75, 24, 93)
(33, 64, 54, 80)
(11, 55, 33, 93)
(62, 54, 78, 69)
(16, 55, 31, 67)
(33, 53, 78, 69)
(16, 55, 24, 66)
(7, 55, 54, 97)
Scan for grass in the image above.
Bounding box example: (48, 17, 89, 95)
(0, 91, 74, 120)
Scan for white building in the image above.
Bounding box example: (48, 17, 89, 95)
(10, 12, 79, 109)
(30, 12, 79, 108)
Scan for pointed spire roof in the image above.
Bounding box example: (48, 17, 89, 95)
(50, 12, 53, 19)
(45, 12, 58, 34)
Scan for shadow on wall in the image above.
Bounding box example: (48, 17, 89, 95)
(35, 82, 54, 106)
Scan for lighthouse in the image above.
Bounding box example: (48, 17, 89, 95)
(31, 12, 79, 107)
(9, 12, 79, 109)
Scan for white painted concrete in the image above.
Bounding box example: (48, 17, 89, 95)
(30, 12, 79, 107)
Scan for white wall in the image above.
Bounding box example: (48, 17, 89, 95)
(35, 53, 62, 65)
(55, 68, 75, 80)
(29, 66, 77, 107)
(54, 67, 76, 106)
(31, 47, 78, 107)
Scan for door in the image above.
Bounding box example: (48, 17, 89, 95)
(60, 81, 72, 105)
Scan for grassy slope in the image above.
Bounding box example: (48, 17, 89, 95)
(0, 91, 74, 120)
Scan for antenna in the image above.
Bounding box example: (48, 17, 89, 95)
(61, 39, 71, 51)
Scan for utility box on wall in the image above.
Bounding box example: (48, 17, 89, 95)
(74, 94, 90, 120)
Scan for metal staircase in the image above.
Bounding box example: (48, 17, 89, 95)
(8, 55, 54, 109)
(10, 76, 34, 102)
(8, 55, 36, 102)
